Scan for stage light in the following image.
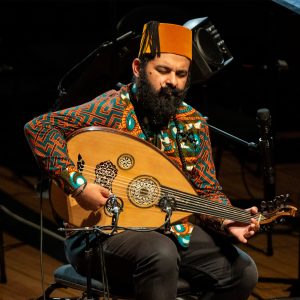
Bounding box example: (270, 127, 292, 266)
(184, 17, 234, 84)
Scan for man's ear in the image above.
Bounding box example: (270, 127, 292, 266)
(132, 58, 141, 77)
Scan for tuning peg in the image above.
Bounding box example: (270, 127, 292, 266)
(284, 193, 290, 204)
(268, 200, 274, 210)
(275, 197, 283, 208)
(261, 201, 267, 212)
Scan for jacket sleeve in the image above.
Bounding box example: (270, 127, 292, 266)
(24, 90, 123, 193)
(188, 116, 233, 233)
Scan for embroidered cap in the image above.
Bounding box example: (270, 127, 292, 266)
(138, 21, 192, 60)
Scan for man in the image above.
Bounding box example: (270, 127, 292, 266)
(24, 21, 259, 300)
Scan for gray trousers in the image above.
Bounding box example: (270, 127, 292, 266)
(65, 225, 258, 300)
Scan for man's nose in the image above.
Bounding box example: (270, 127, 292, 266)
(165, 73, 177, 88)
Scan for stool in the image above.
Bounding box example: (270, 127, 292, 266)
(38, 264, 200, 300)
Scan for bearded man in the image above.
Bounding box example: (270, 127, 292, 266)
(24, 21, 259, 300)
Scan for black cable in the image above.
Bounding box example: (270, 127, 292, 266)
(61, 212, 173, 235)
(96, 233, 110, 300)
(54, 44, 106, 111)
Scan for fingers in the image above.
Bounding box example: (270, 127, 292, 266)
(239, 226, 254, 244)
(251, 217, 260, 231)
(248, 225, 256, 236)
(238, 218, 260, 243)
(245, 220, 260, 239)
(75, 183, 110, 211)
(98, 185, 111, 197)
(249, 206, 258, 214)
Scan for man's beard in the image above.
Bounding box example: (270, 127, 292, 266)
(135, 68, 189, 131)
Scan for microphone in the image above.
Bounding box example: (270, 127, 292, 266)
(256, 108, 276, 198)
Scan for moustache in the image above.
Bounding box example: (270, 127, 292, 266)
(159, 86, 185, 98)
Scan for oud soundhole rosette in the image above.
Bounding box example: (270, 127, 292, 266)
(127, 175, 161, 207)
(117, 153, 135, 170)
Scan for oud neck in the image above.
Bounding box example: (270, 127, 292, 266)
(159, 187, 264, 224)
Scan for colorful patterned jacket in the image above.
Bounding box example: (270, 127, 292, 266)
(24, 83, 231, 246)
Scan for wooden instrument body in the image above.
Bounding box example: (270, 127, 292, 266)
(50, 127, 195, 228)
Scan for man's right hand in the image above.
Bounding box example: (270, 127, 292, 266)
(73, 182, 110, 211)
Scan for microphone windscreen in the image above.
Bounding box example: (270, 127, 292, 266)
(257, 108, 270, 121)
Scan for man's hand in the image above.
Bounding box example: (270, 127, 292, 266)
(73, 182, 110, 211)
(223, 206, 260, 243)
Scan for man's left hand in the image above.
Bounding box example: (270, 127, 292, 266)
(223, 206, 260, 243)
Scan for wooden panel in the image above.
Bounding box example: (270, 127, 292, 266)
(1, 234, 81, 300)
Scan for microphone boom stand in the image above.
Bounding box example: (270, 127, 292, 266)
(209, 120, 274, 257)
(208, 123, 258, 151)
(208, 120, 300, 299)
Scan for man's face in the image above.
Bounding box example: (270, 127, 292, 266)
(135, 53, 190, 130)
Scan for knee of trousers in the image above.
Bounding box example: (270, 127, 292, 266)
(235, 253, 258, 292)
(242, 257, 259, 290)
(137, 234, 180, 275)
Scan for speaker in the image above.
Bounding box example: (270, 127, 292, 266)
(184, 17, 233, 84)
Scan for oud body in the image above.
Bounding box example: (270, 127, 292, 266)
(51, 126, 194, 228)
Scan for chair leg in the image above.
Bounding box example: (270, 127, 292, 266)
(36, 282, 85, 300)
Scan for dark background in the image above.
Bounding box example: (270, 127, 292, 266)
(1, 0, 300, 176)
